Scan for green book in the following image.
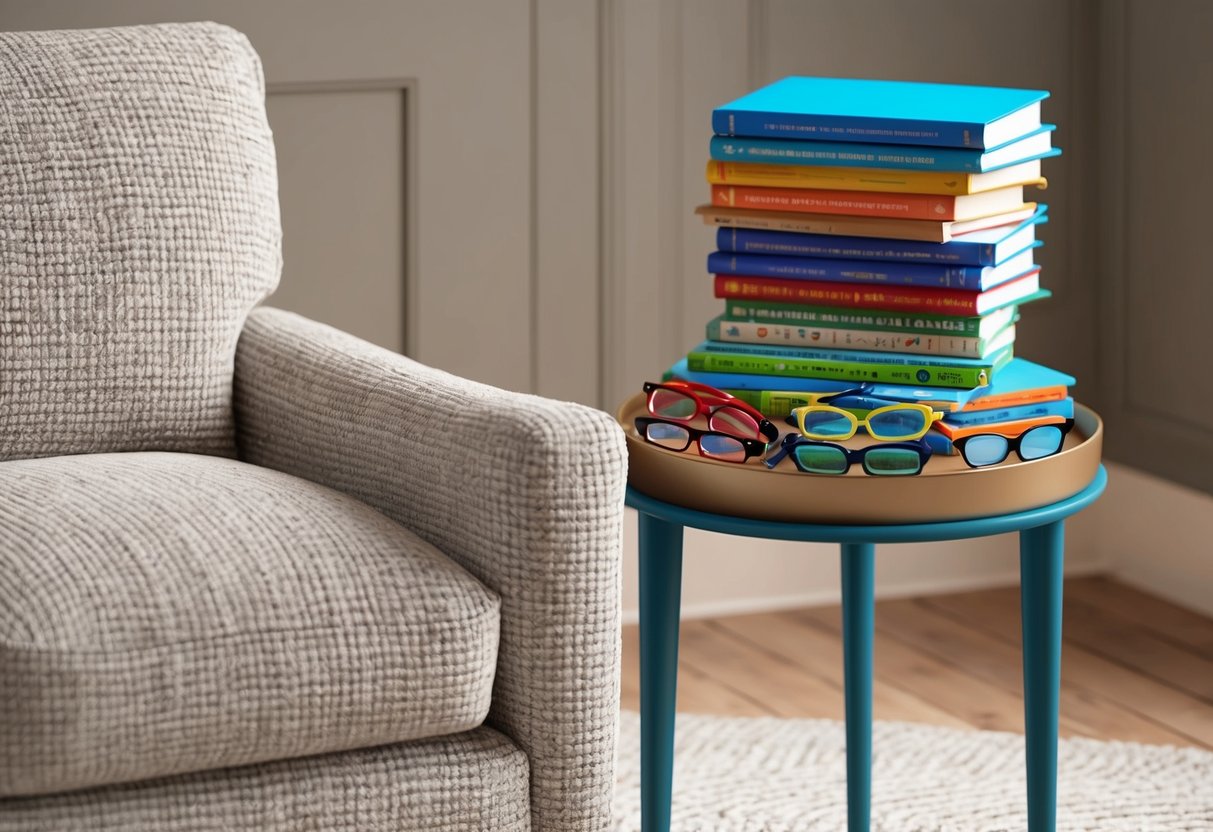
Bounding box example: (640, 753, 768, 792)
(720, 296, 1040, 338)
(706, 314, 1016, 359)
(685, 339, 1012, 389)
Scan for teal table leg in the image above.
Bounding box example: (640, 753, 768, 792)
(1020, 520, 1065, 832)
(638, 511, 685, 832)
(841, 542, 875, 832)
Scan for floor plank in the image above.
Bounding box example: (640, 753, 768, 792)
(676, 619, 846, 720)
(711, 612, 972, 729)
(621, 620, 771, 717)
(875, 598, 1198, 747)
(926, 584, 1213, 703)
(924, 591, 1213, 747)
(1065, 576, 1213, 655)
(620, 577, 1213, 749)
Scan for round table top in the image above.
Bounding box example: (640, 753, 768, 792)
(626, 464, 1107, 544)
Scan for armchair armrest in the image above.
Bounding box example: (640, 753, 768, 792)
(233, 308, 627, 832)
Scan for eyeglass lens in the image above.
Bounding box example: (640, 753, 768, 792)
(793, 444, 848, 474)
(866, 409, 927, 438)
(963, 434, 1010, 467)
(803, 410, 853, 438)
(648, 388, 697, 419)
(698, 433, 747, 462)
(707, 405, 760, 438)
(644, 421, 692, 451)
(1020, 425, 1064, 460)
(862, 447, 922, 476)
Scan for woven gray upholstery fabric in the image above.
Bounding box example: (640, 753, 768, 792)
(0, 727, 530, 832)
(234, 307, 628, 832)
(0, 452, 500, 797)
(0, 22, 281, 461)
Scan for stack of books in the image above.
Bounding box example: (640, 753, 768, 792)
(669, 76, 1074, 452)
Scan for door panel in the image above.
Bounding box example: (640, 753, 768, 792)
(266, 84, 406, 352)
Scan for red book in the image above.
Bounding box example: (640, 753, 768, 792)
(713, 271, 1042, 316)
(710, 184, 1026, 221)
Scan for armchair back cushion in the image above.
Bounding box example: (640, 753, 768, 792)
(0, 22, 281, 461)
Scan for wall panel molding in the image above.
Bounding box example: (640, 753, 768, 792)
(266, 79, 412, 353)
(1096, 0, 1213, 493)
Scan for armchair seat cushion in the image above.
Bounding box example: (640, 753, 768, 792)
(0, 452, 501, 797)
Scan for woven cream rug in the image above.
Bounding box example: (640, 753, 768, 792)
(612, 711, 1213, 831)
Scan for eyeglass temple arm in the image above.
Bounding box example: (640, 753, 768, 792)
(763, 434, 800, 469)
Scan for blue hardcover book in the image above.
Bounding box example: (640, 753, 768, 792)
(707, 247, 1038, 292)
(712, 76, 1050, 149)
(709, 127, 1058, 173)
(716, 207, 1047, 266)
(944, 397, 1074, 426)
(665, 358, 987, 409)
(967, 357, 1076, 401)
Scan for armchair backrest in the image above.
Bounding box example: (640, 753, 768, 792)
(0, 22, 281, 461)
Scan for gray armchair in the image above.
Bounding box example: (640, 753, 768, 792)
(0, 22, 626, 832)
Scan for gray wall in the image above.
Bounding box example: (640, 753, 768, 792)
(5, 0, 1204, 493)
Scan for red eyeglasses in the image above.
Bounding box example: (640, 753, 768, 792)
(643, 380, 779, 444)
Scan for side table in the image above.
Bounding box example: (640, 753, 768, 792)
(628, 464, 1107, 832)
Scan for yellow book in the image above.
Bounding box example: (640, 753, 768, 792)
(705, 158, 1046, 196)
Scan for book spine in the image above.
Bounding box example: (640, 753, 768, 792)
(724, 389, 834, 420)
(708, 135, 983, 171)
(714, 275, 983, 316)
(721, 299, 984, 336)
(708, 251, 984, 290)
(707, 317, 992, 358)
(716, 227, 993, 266)
(944, 397, 1074, 426)
(706, 160, 977, 195)
(711, 185, 958, 220)
(686, 348, 990, 388)
(712, 110, 982, 148)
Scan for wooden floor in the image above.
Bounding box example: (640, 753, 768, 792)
(621, 576, 1213, 749)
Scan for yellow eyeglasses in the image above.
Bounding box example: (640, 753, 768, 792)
(787, 402, 943, 442)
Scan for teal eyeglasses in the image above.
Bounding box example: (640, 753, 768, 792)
(764, 434, 933, 476)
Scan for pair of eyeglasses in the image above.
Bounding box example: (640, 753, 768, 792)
(764, 434, 933, 476)
(785, 402, 942, 442)
(645, 380, 779, 444)
(634, 417, 768, 463)
(954, 419, 1075, 468)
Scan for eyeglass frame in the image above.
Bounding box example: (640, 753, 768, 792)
(644, 380, 779, 443)
(952, 419, 1075, 468)
(634, 416, 769, 463)
(784, 402, 943, 442)
(763, 433, 933, 476)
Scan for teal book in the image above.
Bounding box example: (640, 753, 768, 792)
(713, 76, 1050, 149)
(960, 358, 1076, 410)
(685, 339, 1011, 388)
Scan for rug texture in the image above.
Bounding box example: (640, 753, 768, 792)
(613, 711, 1213, 831)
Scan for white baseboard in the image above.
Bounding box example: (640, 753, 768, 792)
(1070, 461, 1213, 617)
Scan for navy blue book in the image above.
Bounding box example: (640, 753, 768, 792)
(708, 248, 1038, 292)
(716, 207, 1046, 267)
(708, 127, 1058, 173)
(713, 76, 1049, 149)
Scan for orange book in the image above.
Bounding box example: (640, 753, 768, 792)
(710, 184, 1027, 222)
(960, 386, 1069, 412)
(934, 414, 1066, 440)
